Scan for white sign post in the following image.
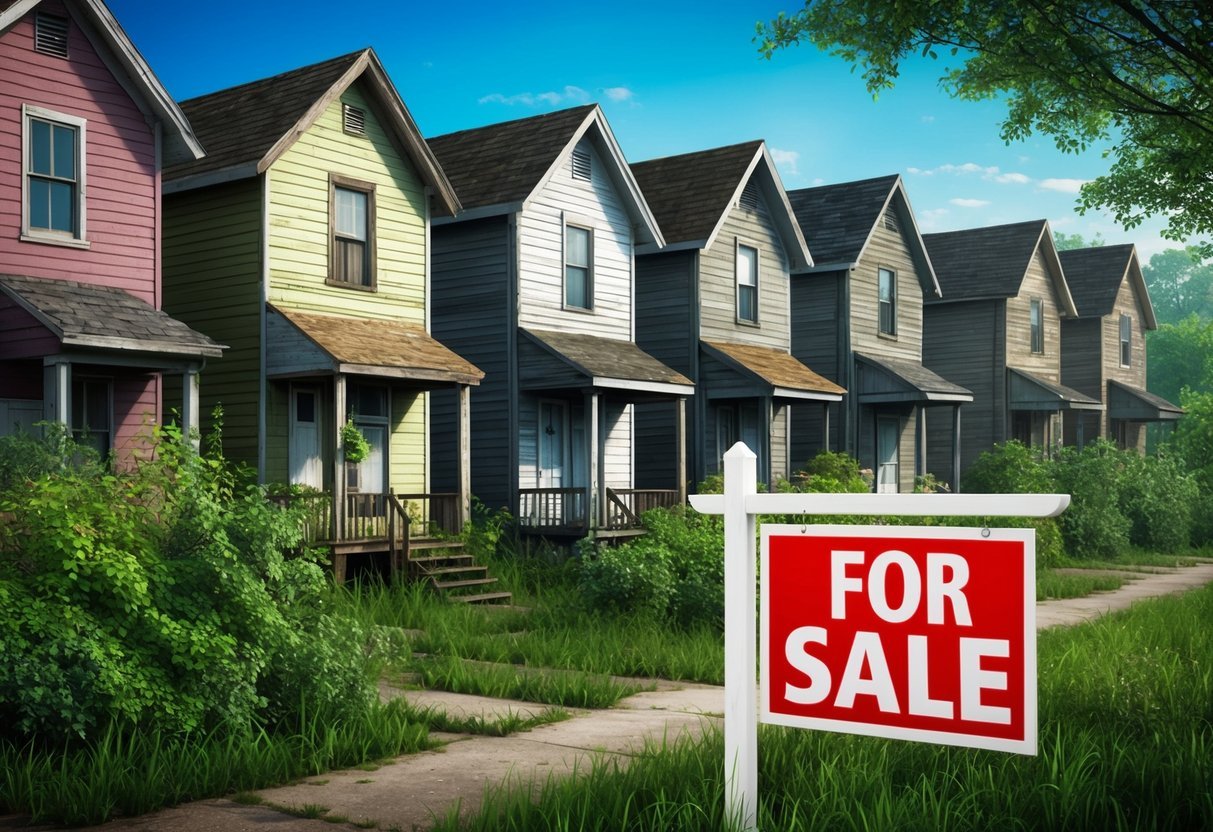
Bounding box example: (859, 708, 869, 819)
(690, 443, 1069, 832)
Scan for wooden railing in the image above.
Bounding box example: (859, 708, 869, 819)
(519, 487, 588, 531)
(604, 488, 680, 530)
(269, 490, 461, 544)
(387, 492, 410, 573)
(268, 492, 332, 544)
(394, 492, 462, 538)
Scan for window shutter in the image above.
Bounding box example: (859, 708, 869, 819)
(883, 207, 899, 233)
(571, 147, 591, 181)
(35, 13, 69, 58)
(739, 182, 760, 211)
(342, 104, 366, 135)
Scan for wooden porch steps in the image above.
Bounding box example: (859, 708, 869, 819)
(452, 591, 515, 605)
(408, 541, 512, 606)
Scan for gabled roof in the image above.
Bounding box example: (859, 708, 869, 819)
(522, 328, 692, 393)
(1009, 367, 1102, 411)
(164, 49, 458, 214)
(0, 0, 203, 164)
(923, 219, 1077, 315)
(0, 274, 224, 358)
(1059, 244, 1157, 329)
(854, 353, 972, 403)
(428, 105, 663, 246)
(701, 340, 844, 400)
(787, 174, 939, 296)
(629, 141, 811, 268)
(1108, 380, 1182, 421)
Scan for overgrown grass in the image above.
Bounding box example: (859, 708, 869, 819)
(1037, 569, 1129, 600)
(399, 701, 572, 737)
(407, 656, 650, 709)
(434, 584, 1213, 831)
(0, 701, 431, 827)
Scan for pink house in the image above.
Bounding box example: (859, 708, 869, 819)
(0, 0, 221, 456)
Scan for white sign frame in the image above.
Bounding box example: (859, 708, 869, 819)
(759, 524, 1037, 755)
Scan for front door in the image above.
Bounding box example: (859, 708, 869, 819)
(539, 400, 567, 488)
(877, 416, 900, 493)
(289, 387, 322, 488)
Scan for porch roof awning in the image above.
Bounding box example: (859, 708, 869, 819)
(855, 353, 973, 404)
(519, 328, 694, 396)
(701, 339, 844, 401)
(0, 273, 224, 361)
(268, 306, 484, 385)
(1108, 380, 1183, 422)
(1009, 367, 1103, 411)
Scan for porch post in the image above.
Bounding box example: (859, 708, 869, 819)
(952, 404, 962, 494)
(586, 390, 600, 530)
(676, 395, 687, 505)
(457, 384, 471, 529)
(822, 402, 830, 453)
(333, 374, 347, 546)
(182, 367, 201, 450)
(44, 360, 71, 430)
(761, 395, 774, 490)
(915, 406, 925, 481)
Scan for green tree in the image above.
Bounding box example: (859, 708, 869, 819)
(758, 2, 1213, 254)
(1142, 247, 1213, 325)
(1147, 314, 1213, 407)
(1053, 231, 1105, 252)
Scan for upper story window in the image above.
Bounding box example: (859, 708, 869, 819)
(1030, 297, 1044, 353)
(329, 176, 375, 289)
(22, 105, 87, 245)
(736, 243, 759, 324)
(564, 224, 593, 309)
(35, 12, 69, 58)
(878, 267, 897, 336)
(1119, 314, 1132, 366)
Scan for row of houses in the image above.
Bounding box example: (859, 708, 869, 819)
(0, 2, 1182, 576)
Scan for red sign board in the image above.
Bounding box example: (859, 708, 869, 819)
(761, 525, 1036, 755)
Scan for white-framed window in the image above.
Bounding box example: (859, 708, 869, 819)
(564, 223, 593, 309)
(1030, 297, 1044, 354)
(22, 105, 86, 245)
(346, 384, 388, 494)
(72, 377, 111, 456)
(736, 242, 758, 323)
(330, 175, 375, 289)
(878, 267, 897, 336)
(1119, 314, 1132, 367)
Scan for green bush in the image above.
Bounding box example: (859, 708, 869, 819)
(964, 440, 1053, 493)
(1169, 389, 1213, 544)
(789, 450, 871, 493)
(578, 540, 674, 619)
(1051, 440, 1131, 559)
(0, 427, 373, 745)
(1118, 450, 1197, 551)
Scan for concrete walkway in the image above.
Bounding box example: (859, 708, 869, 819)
(58, 561, 1213, 832)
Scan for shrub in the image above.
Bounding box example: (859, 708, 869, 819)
(964, 441, 1052, 494)
(790, 450, 871, 493)
(1118, 450, 1197, 551)
(1051, 440, 1131, 559)
(1169, 390, 1213, 544)
(0, 426, 373, 745)
(578, 539, 674, 619)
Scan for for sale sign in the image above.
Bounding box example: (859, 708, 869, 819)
(761, 525, 1036, 755)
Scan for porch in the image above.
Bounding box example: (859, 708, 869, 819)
(517, 486, 682, 537)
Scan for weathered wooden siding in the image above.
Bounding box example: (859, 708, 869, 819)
(431, 217, 512, 508)
(1061, 316, 1103, 445)
(0, 0, 159, 303)
(789, 272, 843, 463)
(771, 402, 788, 483)
(699, 194, 790, 349)
(923, 299, 1006, 484)
(604, 399, 632, 490)
(390, 389, 426, 494)
(264, 381, 291, 485)
(517, 138, 633, 339)
(0, 296, 59, 359)
(163, 178, 263, 469)
(1005, 250, 1063, 380)
(1103, 274, 1150, 444)
(266, 84, 428, 323)
(109, 370, 156, 454)
(850, 224, 923, 362)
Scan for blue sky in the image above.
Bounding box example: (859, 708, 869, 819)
(110, 0, 1188, 260)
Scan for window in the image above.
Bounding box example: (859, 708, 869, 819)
(330, 176, 375, 288)
(736, 243, 758, 323)
(571, 147, 591, 181)
(565, 224, 592, 309)
(1030, 298, 1044, 353)
(1119, 314, 1132, 366)
(72, 378, 111, 456)
(878, 267, 897, 336)
(34, 12, 69, 58)
(23, 105, 86, 242)
(346, 385, 388, 494)
(877, 416, 900, 493)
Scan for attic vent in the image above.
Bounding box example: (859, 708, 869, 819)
(739, 182, 760, 211)
(883, 206, 899, 232)
(342, 104, 366, 135)
(571, 147, 591, 181)
(35, 13, 69, 58)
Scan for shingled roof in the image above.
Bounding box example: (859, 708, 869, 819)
(923, 220, 1075, 313)
(522, 329, 692, 390)
(701, 340, 844, 399)
(629, 141, 810, 266)
(0, 274, 224, 358)
(1058, 244, 1157, 328)
(164, 49, 457, 213)
(855, 353, 972, 402)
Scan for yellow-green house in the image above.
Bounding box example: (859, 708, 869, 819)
(162, 50, 482, 573)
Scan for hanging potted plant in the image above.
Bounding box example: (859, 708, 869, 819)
(341, 419, 370, 464)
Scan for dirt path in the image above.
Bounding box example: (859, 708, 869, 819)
(54, 561, 1213, 832)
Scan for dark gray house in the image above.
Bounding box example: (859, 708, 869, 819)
(786, 175, 971, 492)
(630, 141, 844, 489)
(922, 219, 1101, 484)
(428, 105, 694, 539)
(1059, 244, 1181, 450)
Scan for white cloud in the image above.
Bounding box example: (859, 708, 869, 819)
(811, 177, 825, 186)
(770, 147, 800, 176)
(479, 85, 589, 107)
(1039, 177, 1087, 194)
(918, 207, 949, 231)
(908, 162, 1032, 186)
(602, 86, 634, 102)
(994, 172, 1031, 185)
(921, 114, 936, 123)
(949, 198, 990, 208)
